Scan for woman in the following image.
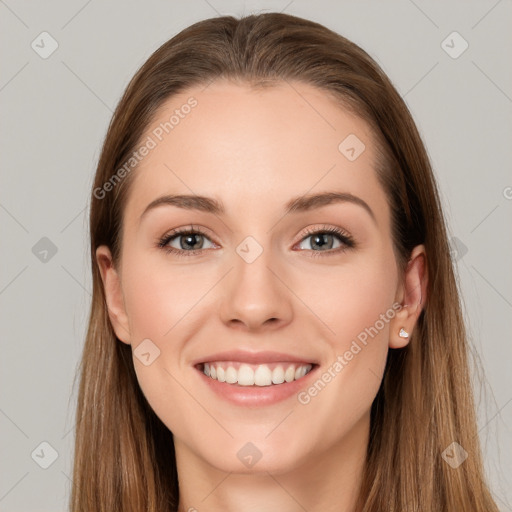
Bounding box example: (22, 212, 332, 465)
(71, 12, 499, 512)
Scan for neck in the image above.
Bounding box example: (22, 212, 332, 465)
(176, 412, 369, 512)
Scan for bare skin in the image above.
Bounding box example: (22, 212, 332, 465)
(96, 79, 427, 512)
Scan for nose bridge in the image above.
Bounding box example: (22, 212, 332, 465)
(219, 234, 293, 330)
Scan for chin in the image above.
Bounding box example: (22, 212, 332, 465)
(193, 434, 309, 475)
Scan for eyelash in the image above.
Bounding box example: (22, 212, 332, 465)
(156, 224, 356, 258)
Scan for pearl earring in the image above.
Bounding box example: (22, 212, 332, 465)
(399, 328, 409, 339)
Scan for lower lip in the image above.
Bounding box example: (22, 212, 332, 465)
(195, 365, 319, 407)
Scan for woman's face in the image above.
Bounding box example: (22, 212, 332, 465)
(97, 79, 425, 475)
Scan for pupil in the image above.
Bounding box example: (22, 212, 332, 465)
(312, 233, 333, 250)
(182, 234, 201, 250)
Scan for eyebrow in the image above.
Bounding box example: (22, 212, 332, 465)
(139, 191, 377, 225)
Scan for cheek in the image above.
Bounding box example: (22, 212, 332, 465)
(121, 254, 214, 341)
(300, 247, 398, 348)
(295, 248, 397, 405)
(120, 256, 209, 436)
(287, 261, 397, 455)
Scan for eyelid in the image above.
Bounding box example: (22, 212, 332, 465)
(160, 224, 217, 243)
(293, 224, 352, 244)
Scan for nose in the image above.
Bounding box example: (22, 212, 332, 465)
(219, 243, 294, 332)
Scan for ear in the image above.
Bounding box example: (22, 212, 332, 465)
(389, 244, 428, 349)
(95, 245, 131, 345)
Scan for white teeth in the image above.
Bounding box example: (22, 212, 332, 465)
(295, 366, 307, 379)
(225, 366, 237, 384)
(237, 364, 254, 386)
(254, 365, 272, 386)
(202, 362, 313, 386)
(284, 366, 295, 382)
(271, 366, 285, 384)
(216, 366, 226, 382)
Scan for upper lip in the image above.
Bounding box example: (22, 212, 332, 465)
(191, 350, 319, 366)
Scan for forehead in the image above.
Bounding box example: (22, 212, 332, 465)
(123, 79, 388, 229)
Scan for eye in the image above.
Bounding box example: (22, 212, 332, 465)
(157, 225, 216, 257)
(295, 225, 355, 257)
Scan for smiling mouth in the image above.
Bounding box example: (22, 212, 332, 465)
(197, 361, 316, 386)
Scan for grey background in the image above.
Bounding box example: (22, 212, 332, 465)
(1, 0, 511, 510)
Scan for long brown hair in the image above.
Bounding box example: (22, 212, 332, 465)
(71, 12, 499, 511)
